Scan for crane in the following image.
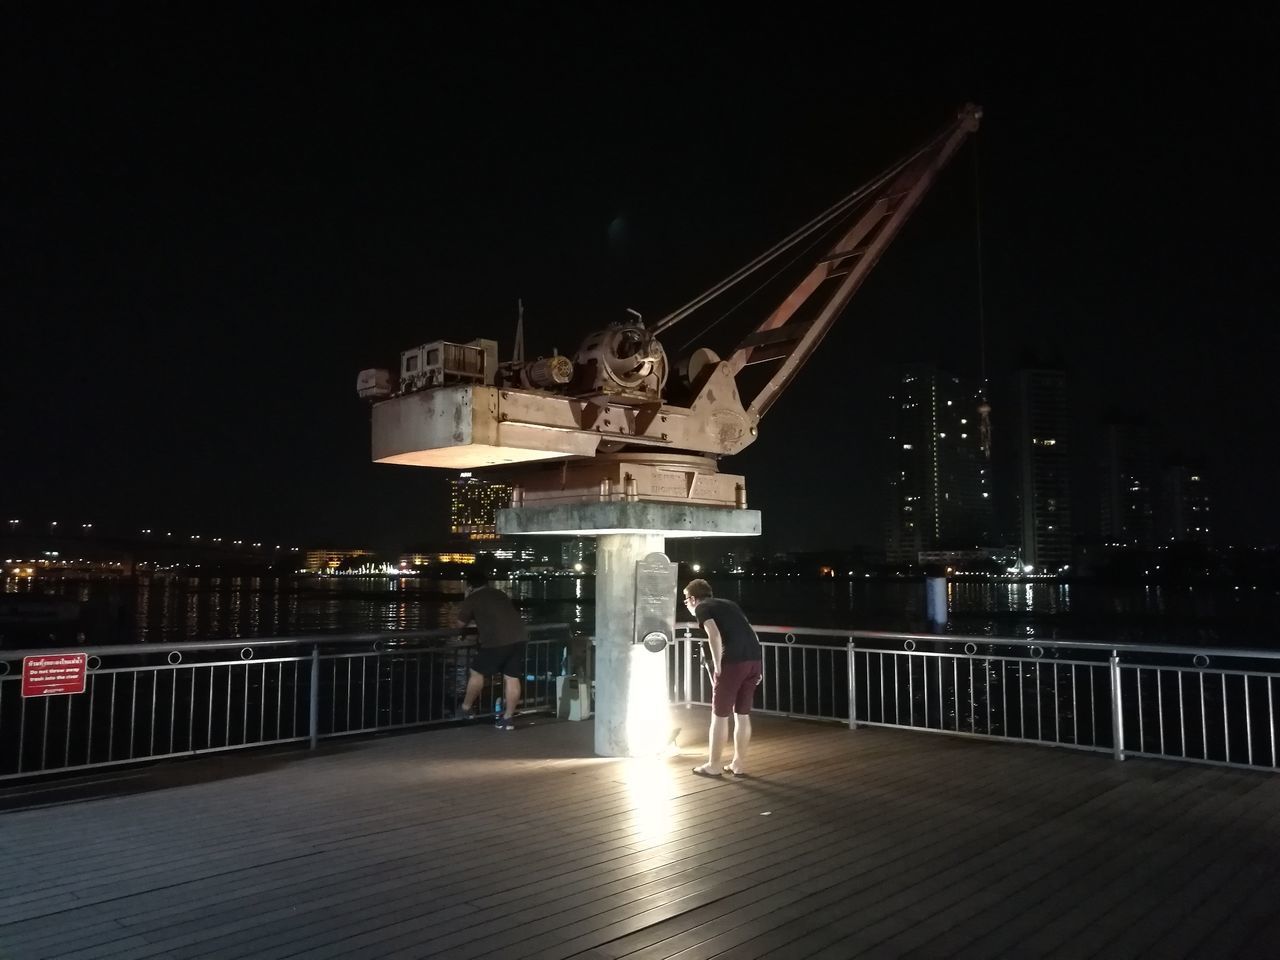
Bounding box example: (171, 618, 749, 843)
(357, 104, 983, 509)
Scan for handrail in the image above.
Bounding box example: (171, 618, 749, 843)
(844, 629, 1280, 661)
(689, 624, 1280, 662)
(0, 623, 570, 661)
(677, 621, 1280, 660)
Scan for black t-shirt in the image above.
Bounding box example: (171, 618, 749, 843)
(456, 586, 528, 647)
(694, 597, 761, 663)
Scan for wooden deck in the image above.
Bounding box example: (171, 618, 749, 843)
(3, 711, 1280, 959)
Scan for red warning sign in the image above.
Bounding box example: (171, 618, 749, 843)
(22, 654, 88, 697)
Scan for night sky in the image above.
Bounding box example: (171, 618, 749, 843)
(3, 7, 1276, 552)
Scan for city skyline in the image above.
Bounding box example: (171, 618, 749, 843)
(0, 354, 1243, 560)
(3, 10, 1275, 551)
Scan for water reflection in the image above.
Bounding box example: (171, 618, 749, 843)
(136, 578, 151, 642)
(229, 580, 242, 638)
(2, 573, 1277, 649)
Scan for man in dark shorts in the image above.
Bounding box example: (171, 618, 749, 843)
(684, 578, 763, 778)
(454, 570, 528, 731)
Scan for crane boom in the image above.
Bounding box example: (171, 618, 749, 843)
(358, 104, 983, 509)
(725, 103, 982, 418)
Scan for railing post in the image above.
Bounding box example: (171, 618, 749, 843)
(1109, 652, 1125, 762)
(848, 639, 858, 730)
(682, 628, 693, 707)
(309, 644, 320, 750)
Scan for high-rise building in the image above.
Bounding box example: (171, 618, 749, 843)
(1013, 368, 1073, 572)
(450, 472, 512, 541)
(1099, 416, 1157, 548)
(886, 363, 993, 564)
(560, 538, 596, 571)
(1163, 459, 1212, 545)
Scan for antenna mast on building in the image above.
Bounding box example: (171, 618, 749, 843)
(514, 298, 526, 363)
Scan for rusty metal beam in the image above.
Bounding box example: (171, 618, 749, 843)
(743, 104, 982, 419)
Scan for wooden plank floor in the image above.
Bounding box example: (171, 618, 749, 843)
(3, 711, 1280, 959)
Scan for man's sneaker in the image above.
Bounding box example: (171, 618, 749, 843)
(454, 706, 476, 721)
(496, 718, 515, 731)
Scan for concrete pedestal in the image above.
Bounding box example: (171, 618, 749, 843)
(498, 500, 761, 758)
(594, 533, 666, 756)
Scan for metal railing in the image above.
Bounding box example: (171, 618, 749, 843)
(0, 625, 569, 780)
(7, 619, 1278, 780)
(670, 625, 1280, 774)
(669, 627, 846, 724)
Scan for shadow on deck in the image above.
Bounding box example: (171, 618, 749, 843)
(3, 710, 1280, 959)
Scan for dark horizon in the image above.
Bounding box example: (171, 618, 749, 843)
(3, 9, 1276, 552)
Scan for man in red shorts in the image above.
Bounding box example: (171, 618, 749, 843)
(684, 578, 763, 778)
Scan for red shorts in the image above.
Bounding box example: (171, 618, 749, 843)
(713, 659, 763, 717)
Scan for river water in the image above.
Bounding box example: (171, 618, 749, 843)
(4, 574, 1279, 650)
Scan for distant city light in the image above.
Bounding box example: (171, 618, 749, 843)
(691, 563, 702, 573)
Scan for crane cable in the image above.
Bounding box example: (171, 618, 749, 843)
(675, 210, 851, 354)
(650, 123, 956, 338)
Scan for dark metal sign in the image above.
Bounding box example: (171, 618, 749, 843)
(634, 552, 677, 651)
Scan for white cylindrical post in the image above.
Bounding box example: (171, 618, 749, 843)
(594, 532, 668, 757)
(925, 575, 948, 627)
